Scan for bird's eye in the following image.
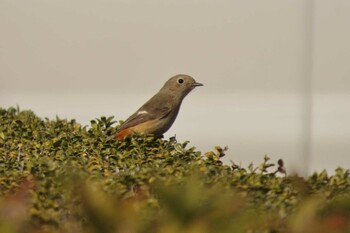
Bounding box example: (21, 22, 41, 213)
(177, 78, 184, 84)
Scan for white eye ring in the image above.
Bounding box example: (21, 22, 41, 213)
(177, 78, 184, 84)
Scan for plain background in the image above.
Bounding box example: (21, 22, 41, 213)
(1, 0, 349, 175)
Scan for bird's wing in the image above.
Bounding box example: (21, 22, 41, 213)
(117, 104, 171, 132)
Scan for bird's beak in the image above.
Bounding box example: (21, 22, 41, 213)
(192, 82, 203, 87)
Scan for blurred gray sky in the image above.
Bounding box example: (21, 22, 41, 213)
(1, 0, 349, 174)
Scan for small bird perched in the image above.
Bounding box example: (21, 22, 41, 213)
(115, 74, 203, 140)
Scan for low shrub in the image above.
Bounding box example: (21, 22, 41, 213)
(0, 107, 349, 233)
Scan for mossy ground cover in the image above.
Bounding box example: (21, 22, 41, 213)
(0, 106, 349, 233)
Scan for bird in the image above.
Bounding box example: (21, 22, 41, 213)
(115, 74, 203, 140)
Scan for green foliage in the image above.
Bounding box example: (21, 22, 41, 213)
(0, 106, 349, 233)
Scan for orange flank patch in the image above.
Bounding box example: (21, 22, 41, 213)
(115, 129, 133, 140)
(115, 119, 160, 141)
